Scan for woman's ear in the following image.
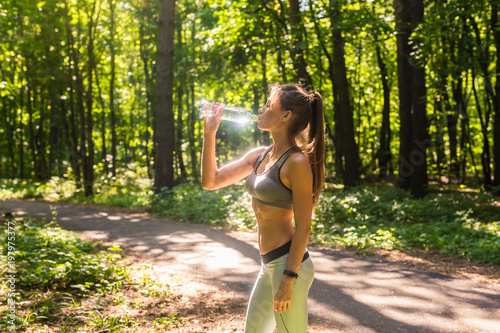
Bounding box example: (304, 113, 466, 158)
(282, 110, 292, 121)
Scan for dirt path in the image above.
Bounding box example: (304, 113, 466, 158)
(1, 199, 499, 332)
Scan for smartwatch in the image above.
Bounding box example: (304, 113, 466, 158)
(283, 269, 298, 279)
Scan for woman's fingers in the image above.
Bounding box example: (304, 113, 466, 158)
(273, 299, 291, 313)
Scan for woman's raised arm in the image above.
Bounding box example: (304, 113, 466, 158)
(201, 108, 265, 190)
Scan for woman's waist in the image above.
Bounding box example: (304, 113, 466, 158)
(261, 240, 310, 265)
(252, 199, 294, 218)
(257, 226, 294, 254)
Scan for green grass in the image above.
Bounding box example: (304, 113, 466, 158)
(0, 176, 153, 209)
(6, 222, 127, 293)
(0, 216, 182, 331)
(1, 176, 499, 265)
(311, 185, 500, 264)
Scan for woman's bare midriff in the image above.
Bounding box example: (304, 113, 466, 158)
(252, 199, 295, 255)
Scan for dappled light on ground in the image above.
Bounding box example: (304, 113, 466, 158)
(2, 199, 499, 332)
(311, 250, 499, 332)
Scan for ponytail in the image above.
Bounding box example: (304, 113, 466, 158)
(309, 92, 325, 206)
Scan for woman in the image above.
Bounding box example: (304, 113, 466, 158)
(201, 83, 325, 332)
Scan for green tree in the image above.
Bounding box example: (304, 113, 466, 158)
(154, 0, 176, 193)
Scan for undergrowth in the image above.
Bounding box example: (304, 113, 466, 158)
(0, 216, 183, 332)
(1, 177, 499, 265)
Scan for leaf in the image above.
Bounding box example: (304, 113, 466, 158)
(37, 1, 46, 8)
(108, 244, 123, 252)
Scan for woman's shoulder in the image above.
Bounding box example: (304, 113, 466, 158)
(242, 146, 270, 166)
(247, 146, 270, 156)
(287, 149, 310, 170)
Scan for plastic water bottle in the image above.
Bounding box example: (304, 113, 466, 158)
(200, 101, 258, 124)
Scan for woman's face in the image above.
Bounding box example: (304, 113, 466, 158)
(257, 91, 287, 131)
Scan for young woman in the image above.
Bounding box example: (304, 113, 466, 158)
(201, 83, 325, 332)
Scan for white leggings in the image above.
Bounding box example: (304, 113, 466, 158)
(244, 253, 315, 333)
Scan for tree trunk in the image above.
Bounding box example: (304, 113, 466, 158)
(176, 83, 187, 180)
(271, 23, 287, 83)
(3, 97, 17, 177)
(188, 83, 198, 180)
(77, 5, 87, 191)
(472, 70, 491, 188)
(26, 67, 38, 179)
(375, 41, 392, 178)
(409, 0, 428, 198)
(139, 9, 153, 179)
(433, 95, 445, 182)
(309, 1, 335, 176)
(109, 0, 118, 178)
(330, 5, 360, 187)
(395, 0, 413, 189)
(38, 90, 48, 180)
(470, 17, 494, 188)
(493, 4, 500, 187)
(48, 80, 59, 178)
(83, 0, 99, 196)
(63, 0, 82, 188)
(154, 0, 176, 193)
(395, 0, 428, 197)
(452, 76, 466, 180)
(94, 67, 108, 174)
(443, 82, 458, 180)
(18, 86, 25, 179)
(287, 0, 312, 86)
(260, 42, 271, 146)
(175, 15, 186, 181)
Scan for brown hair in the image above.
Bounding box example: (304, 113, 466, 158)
(271, 83, 325, 206)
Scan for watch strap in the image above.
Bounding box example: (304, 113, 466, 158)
(283, 269, 298, 279)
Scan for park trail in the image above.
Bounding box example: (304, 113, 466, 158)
(1, 199, 499, 333)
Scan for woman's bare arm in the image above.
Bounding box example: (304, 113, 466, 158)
(273, 153, 313, 313)
(201, 108, 265, 190)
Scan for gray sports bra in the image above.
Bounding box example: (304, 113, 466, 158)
(245, 146, 301, 210)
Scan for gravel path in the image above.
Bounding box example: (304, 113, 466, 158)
(1, 199, 499, 332)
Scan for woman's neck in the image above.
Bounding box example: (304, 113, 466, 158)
(269, 130, 293, 158)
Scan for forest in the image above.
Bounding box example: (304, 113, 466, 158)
(0, 0, 499, 197)
(1, 2, 500, 330)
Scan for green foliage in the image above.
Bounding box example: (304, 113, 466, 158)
(312, 185, 500, 264)
(154, 182, 256, 229)
(153, 313, 185, 329)
(1, 0, 497, 189)
(0, 171, 154, 209)
(3, 176, 499, 265)
(85, 312, 138, 332)
(0, 215, 182, 332)
(2, 177, 499, 264)
(155, 182, 500, 264)
(134, 264, 171, 298)
(0, 217, 129, 293)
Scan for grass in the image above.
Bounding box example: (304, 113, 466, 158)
(1, 175, 499, 265)
(0, 216, 184, 332)
(311, 185, 500, 264)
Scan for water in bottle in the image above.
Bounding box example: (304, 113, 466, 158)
(200, 101, 258, 124)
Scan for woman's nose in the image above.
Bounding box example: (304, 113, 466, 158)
(258, 107, 264, 114)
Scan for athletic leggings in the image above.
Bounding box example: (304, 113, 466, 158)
(244, 242, 315, 333)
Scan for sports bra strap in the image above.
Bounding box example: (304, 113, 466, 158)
(275, 146, 301, 168)
(254, 146, 300, 172)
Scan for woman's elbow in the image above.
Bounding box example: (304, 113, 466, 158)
(296, 222, 312, 235)
(201, 181, 216, 190)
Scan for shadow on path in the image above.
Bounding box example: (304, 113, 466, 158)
(1, 200, 499, 333)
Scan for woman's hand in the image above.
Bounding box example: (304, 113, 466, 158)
(273, 276, 295, 313)
(203, 102, 223, 136)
